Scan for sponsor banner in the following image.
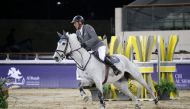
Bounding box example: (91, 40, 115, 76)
(0, 63, 190, 89)
(152, 64, 190, 89)
(0, 64, 78, 88)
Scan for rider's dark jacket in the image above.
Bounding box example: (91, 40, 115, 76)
(76, 24, 104, 51)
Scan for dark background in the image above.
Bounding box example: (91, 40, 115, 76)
(0, 0, 134, 20)
(0, 0, 134, 52)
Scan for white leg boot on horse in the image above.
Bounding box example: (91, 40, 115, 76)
(114, 78, 141, 109)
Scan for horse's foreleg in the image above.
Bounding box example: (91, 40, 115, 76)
(78, 82, 89, 102)
(98, 89, 105, 109)
(79, 82, 86, 96)
(79, 86, 86, 96)
(96, 83, 105, 109)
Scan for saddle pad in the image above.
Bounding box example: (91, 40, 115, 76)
(109, 56, 120, 63)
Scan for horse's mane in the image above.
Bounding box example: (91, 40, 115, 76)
(68, 33, 81, 49)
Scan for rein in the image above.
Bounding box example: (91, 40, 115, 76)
(72, 53, 92, 71)
(57, 38, 92, 71)
(68, 42, 91, 71)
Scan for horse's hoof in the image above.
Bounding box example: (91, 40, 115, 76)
(100, 107, 105, 109)
(99, 104, 105, 109)
(83, 95, 89, 102)
(99, 102, 105, 109)
(135, 104, 141, 109)
(154, 98, 159, 105)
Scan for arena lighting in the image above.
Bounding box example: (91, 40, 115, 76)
(57, 1, 62, 5)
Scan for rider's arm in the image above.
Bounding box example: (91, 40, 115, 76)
(84, 25, 99, 47)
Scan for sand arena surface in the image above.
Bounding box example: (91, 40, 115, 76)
(7, 89, 190, 109)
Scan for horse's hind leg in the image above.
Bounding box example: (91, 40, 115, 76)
(134, 75, 158, 104)
(114, 78, 141, 109)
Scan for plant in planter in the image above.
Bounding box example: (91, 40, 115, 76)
(155, 79, 177, 100)
(0, 78, 9, 108)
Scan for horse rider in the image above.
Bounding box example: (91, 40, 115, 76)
(71, 15, 121, 75)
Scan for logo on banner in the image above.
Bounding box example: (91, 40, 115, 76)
(175, 74, 190, 87)
(26, 76, 40, 86)
(6, 67, 41, 87)
(6, 67, 25, 86)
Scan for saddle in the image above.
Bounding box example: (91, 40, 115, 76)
(92, 51, 120, 64)
(92, 51, 121, 84)
(107, 55, 120, 63)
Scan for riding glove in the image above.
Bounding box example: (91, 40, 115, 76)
(81, 43, 87, 48)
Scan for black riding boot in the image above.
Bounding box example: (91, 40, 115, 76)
(104, 56, 121, 75)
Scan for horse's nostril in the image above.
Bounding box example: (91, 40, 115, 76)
(54, 57, 59, 62)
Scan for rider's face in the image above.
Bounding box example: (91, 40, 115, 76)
(73, 21, 82, 30)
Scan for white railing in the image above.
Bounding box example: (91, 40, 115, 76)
(1, 52, 190, 64)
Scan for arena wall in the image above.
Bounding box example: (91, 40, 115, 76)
(1, 60, 190, 89)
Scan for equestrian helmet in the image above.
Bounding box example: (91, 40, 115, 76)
(71, 15, 84, 23)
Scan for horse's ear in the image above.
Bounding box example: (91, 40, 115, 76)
(62, 30, 66, 36)
(57, 32, 62, 38)
(62, 29, 69, 38)
(63, 30, 70, 39)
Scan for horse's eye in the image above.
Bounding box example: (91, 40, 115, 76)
(62, 43, 65, 45)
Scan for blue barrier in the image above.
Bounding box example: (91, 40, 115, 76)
(0, 61, 190, 89)
(0, 64, 78, 88)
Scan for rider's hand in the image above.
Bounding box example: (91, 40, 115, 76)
(81, 43, 87, 48)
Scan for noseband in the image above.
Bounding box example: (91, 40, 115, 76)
(55, 37, 82, 59)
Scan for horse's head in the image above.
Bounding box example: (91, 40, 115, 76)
(53, 30, 71, 62)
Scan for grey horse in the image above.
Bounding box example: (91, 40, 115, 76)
(53, 31, 158, 109)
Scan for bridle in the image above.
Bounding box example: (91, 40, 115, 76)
(55, 37, 70, 60)
(55, 36, 91, 71)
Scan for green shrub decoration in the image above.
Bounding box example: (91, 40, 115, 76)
(155, 79, 177, 96)
(0, 78, 9, 108)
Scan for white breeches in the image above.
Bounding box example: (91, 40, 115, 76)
(98, 45, 106, 61)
